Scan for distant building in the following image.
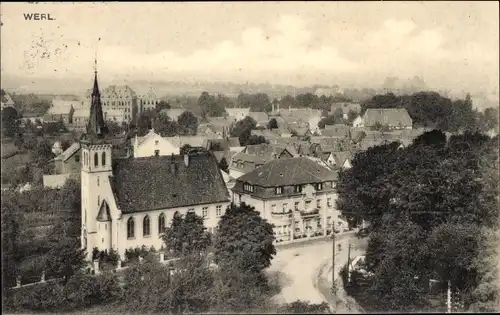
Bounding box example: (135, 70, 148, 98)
(225, 107, 251, 122)
(44, 100, 85, 123)
(355, 108, 412, 130)
(248, 112, 270, 127)
(232, 157, 340, 242)
(85, 85, 138, 123)
(137, 88, 161, 112)
(1, 91, 15, 109)
(330, 102, 361, 120)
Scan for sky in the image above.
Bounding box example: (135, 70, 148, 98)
(1, 2, 498, 96)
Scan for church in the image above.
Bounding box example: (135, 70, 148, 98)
(81, 65, 231, 261)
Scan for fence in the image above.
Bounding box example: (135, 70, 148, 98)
(9, 254, 182, 290)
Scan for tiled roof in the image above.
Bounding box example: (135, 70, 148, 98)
(248, 112, 269, 124)
(333, 151, 353, 166)
(251, 129, 281, 140)
(55, 142, 81, 161)
(227, 137, 241, 147)
(363, 108, 412, 127)
(322, 124, 350, 138)
(164, 135, 208, 148)
(110, 152, 230, 213)
(236, 157, 338, 187)
(102, 85, 137, 99)
(206, 138, 231, 151)
(96, 200, 112, 222)
(244, 143, 291, 159)
(161, 108, 187, 120)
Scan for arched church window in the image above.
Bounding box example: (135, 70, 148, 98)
(143, 215, 151, 236)
(158, 213, 166, 234)
(127, 217, 135, 238)
(97, 176, 100, 187)
(102, 152, 106, 166)
(94, 152, 98, 167)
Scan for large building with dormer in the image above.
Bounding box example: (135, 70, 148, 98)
(80, 66, 230, 261)
(231, 157, 340, 242)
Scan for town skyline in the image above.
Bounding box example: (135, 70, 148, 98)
(1, 2, 498, 98)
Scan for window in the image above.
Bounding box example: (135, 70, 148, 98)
(158, 213, 166, 234)
(202, 207, 208, 218)
(75, 155, 80, 162)
(94, 152, 98, 167)
(154, 149, 160, 156)
(188, 208, 194, 213)
(305, 200, 311, 209)
(97, 176, 100, 186)
(275, 186, 283, 195)
(127, 217, 135, 239)
(294, 185, 302, 193)
(327, 197, 332, 208)
(282, 203, 288, 212)
(97, 195, 100, 206)
(143, 216, 151, 236)
(155, 140, 159, 145)
(101, 152, 106, 166)
(294, 201, 300, 210)
(315, 183, 323, 190)
(316, 199, 321, 209)
(244, 183, 254, 192)
(105, 223, 107, 231)
(216, 205, 222, 217)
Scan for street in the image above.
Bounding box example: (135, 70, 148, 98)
(267, 231, 366, 306)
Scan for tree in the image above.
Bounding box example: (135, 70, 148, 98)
(161, 211, 211, 257)
(237, 93, 271, 112)
(198, 92, 226, 117)
(246, 135, 268, 145)
(155, 100, 171, 113)
(180, 144, 192, 155)
(230, 116, 257, 146)
(45, 238, 86, 283)
(178, 111, 198, 135)
(218, 157, 229, 173)
(214, 203, 276, 273)
(318, 115, 337, 129)
(154, 113, 179, 137)
(136, 111, 153, 136)
(2, 107, 20, 137)
(1, 197, 20, 292)
(107, 120, 122, 135)
(267, 118, 278, 130)
(346, 110, 358, 124)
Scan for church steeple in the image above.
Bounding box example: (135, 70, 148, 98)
(86, 57, 108, 139)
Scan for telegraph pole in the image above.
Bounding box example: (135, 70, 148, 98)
(447, 280, 451, 313)
(347, 243, 352, 283)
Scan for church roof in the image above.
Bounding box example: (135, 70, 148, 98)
(96, 200, 111, 222)
(110, 151, 230, 213)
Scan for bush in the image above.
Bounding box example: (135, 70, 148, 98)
(125, 245, 155, 262)
(4, 273, 121, 312)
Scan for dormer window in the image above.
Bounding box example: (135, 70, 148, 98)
(244, 183, 254, 193)
(315, 183, 323, 190)
(275, 186, 283, 195)
(294, 185, 303, 193)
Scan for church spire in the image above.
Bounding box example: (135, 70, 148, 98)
(86, 55, 108, 140)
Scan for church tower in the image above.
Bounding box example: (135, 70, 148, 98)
(80, 60, 113, 259)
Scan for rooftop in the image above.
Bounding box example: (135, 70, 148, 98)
(110, 151, 230, 213)
(236, 157, 338, 187)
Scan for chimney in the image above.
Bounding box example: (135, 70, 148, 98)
(184, 153, 190, 167)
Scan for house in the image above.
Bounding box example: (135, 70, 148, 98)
(314, 87, 343, 97)
(232, 157, 340, 242)
(330, 151, 353, 169)
(45, 100, 82, 123)
(1, 91, 15, 109)
(330, 102, 361, 120)
(251, 129, 281, 144)
(229, 143, 294, 179)
(357, 108, 412, 129)
(322, 124, 350, 138)
(132, 129, 180, 158)
(79, 66, 231, 261)
(248, 112, 269, 127)
(225, 107, 250, 122)
(53, 142, 82, 174)
(280, 108, 322, 134)
(137, 88, 161, 112)
(160, 108, 187, 121)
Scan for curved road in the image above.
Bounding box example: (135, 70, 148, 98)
(267, 232, 366, 306)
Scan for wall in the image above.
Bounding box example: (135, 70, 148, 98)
(134, 134, 180, 158)
(118, 201, 230, 258)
